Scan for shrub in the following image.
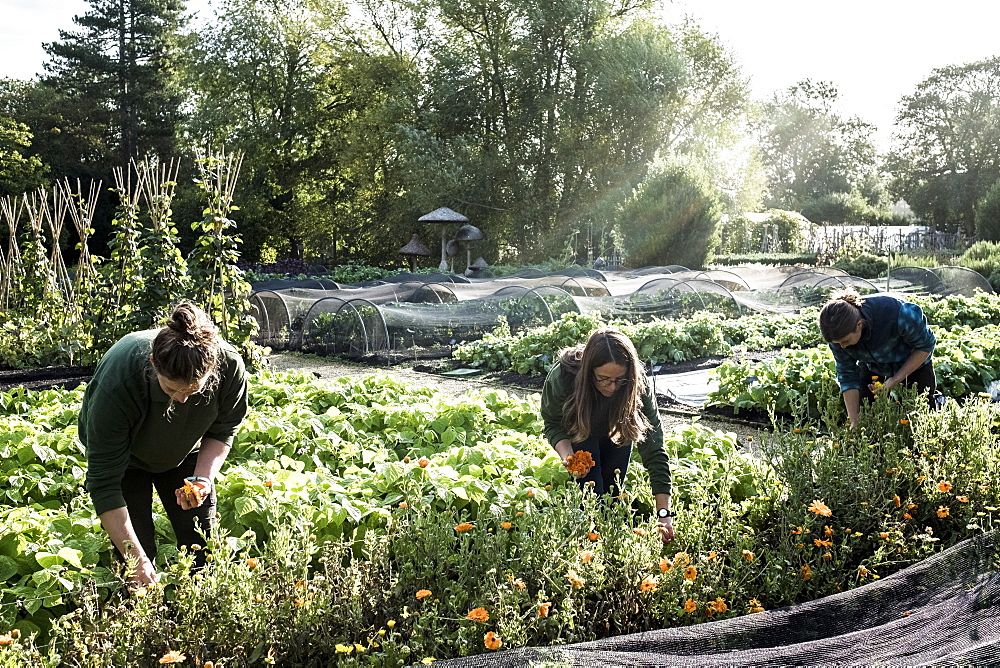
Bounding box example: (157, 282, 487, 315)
(615, 161, 722, 269)
(957, 241, 1000, 290)
(832, 253, 888, 278)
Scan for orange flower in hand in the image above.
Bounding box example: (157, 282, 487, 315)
(565, 450, 596, 477)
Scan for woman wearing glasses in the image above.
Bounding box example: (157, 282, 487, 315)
(540, 328, 674, 542)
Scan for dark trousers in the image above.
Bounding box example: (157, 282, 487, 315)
(118, 451, 215, 568)
(573, 434, 632, 496)
(859, 361, 938, 410)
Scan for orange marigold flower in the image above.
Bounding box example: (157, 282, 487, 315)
(501, 521, 513, 530)
(565, 450, 596, 477)
(293, 597, 305, 607)
(455, 522, 474, 532)
(823, 525, 834, 537)
(204, 662, 215, 668)
(800, 564, 812, 580)
(808, 500, 832, 516)
(793, 428, 801, 433)
(813, 538, 833, 547)
(484, 631, 502, 650)
(683, 598, 697, 613)
(707, 597, 728, 614)
(673, 552, 691, 567)
(512, 578, 526, 590)
(956, 495, 970, 503)
(937, 506, 950, 518)
(858, 566, 871, 577)
(640, 576, 658, 593)
(937, 480, 952, 493)
(566, 570, 585, 588)
(742, 549, 754, 563)
(822, 551, 832, 562)
(894, 494, 901, 508)
(159, 650, 187, 664)
(747, 598, 765, 613)
(907, 503, 918, 509)
(416, 589, 432, 599)
(467, 607, 490, 622)
(795, 543, 805, 549)
(526, 488, 536, 498)
(399, 502, 409, 508)
(587, 532, 601, 541)
(633, 527, 648, 536)
(791, 526, 803, 535)
(537, 602, 552, 618)
(916, 475, 926, 482)
(903, 513, 913, 520)
(246, 558, 258, 568)
(579, 550, 594, 563)
(418, 457, 430, 468)
(684, 565, 698, 581)
(707, 551, 718, 562)
(403, 456, 411, 463)
(0, 634, 13, 646)
(659, 557, 673, 573)
(264, 479, 274, 488)
(8, 631, 19, 640)
(879, 532, 889, 538)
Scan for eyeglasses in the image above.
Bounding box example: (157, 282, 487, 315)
(593, 374, 630, 387)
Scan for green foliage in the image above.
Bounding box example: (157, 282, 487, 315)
(0, 115, 46, 197)
(616, 161, 722, 269)
(717, 209, 813, 254)
(712, 252, 818, 266)
(832, 253, 888, 279)
(892, 56, 1000, 234)
(957, 241, 1000, 290)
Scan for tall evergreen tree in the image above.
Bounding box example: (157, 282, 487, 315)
(42, 0, 186, 168)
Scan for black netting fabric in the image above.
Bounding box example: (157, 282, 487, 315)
(434, 530, 1000, 667)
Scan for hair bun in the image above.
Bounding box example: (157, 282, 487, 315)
(166, 302, 219, 346)
(831, 288, 865, 307)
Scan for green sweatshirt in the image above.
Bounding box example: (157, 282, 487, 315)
(540, 362, 671, 496)
(79, 330, 249, 515)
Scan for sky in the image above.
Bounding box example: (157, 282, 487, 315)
(2, 0, 999, 150)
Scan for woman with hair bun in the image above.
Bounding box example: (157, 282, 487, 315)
(79, 302, 249, 586)
(540, 328, 674, 543)
(818, 289, 936, 428)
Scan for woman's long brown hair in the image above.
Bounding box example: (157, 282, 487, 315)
(559, 328, 651, 445)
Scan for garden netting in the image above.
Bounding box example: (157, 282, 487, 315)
(249, 266, 994, 356)
(432, 529, 1000, 667)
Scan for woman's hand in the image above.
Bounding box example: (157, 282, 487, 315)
(656, 517, 674, 544)
(127, 557, 159, 587)
(175, 479, 211, 510)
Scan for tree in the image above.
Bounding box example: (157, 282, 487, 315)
(890, 57, 1000, 234)
(394, 0, 731, 263)
(42, 0, 186, 168)
(755, 80, 878, 211)
(184, 0, 417, 262)
(0, 114, 47, 197)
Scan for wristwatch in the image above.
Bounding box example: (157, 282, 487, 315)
(657, 508, 677, 519)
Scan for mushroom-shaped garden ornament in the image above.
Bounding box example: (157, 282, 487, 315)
(454, 224, 484, 272)
(399, 233, 430, 272)
(418, 207, 469, 272)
